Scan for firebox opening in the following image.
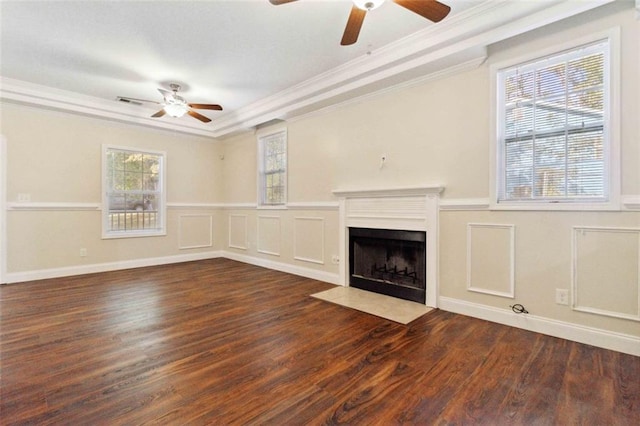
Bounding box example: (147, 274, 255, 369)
(349, 227, 426, 304)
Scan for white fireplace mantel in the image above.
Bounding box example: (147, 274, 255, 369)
(333, 184, 444, 308)
(332, 185, 444, 198)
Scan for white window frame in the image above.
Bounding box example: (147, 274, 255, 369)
(257, 127, 288, 209)
(102, 145, 167, 239)
(490, 28, 620, 211)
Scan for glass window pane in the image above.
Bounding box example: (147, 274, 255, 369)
(535, 135, 566, 167)
(143, 173, 159, 191)
(536, 63, 566, 99)
(124, 171, 142, 191)
(534, 97, 566, 133)
(505, 70, 534, 104)
(108, 194, 125, 211)
(534, 167, 566, 198)
(567, 90, 603, 129)
(568, 53, 604, 91)
(505, 105, 534, 138)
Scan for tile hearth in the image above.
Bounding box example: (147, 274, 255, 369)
(311, 287, 433, 324)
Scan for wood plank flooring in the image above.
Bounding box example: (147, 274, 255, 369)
(1, 258, 638, 425)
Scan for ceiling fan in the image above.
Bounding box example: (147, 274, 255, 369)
(269, 0, 451, 46)
(117, 83, 223, 123)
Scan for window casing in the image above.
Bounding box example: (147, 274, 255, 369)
(258, 129, 287, 206)
(492, 30, 619, 210)
(102, 145, 166, 238)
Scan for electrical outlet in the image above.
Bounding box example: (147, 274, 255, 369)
(556, 289, 569, 305)
(80, 248, 87, 257)
(331, 255, 340, 264)
(18, 193, 31, 202)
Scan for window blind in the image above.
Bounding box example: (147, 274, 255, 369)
(498, 41, 609, 203)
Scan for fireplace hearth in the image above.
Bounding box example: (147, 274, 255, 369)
(349, 227, 426, 304)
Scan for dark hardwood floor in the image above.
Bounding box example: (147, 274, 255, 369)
(1, 258, 638, 425)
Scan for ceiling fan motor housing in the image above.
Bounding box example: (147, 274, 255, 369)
(353, 0, 384, 11)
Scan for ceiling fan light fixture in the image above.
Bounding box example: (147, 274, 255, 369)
(164, 103, 187, 118)
(353, 0, 384, 11)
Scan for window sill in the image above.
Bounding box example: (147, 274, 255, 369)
(102, 230, 167, 239)
(257, 205, 288, 210)
(490, 201, 621, 212)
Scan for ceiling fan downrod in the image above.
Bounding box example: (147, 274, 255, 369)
(353, 0, 384, 11)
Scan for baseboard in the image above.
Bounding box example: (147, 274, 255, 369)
(222, 250, 340, 285)
(438, 296, 640, 357)
(3, 249, 340, 286)
(4, 251, 223, 284)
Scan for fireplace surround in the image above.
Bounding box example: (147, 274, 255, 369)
(333, 185, 443, 307)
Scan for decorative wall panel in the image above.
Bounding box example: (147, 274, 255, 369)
(228, 214, 248, 250)
(294, 217, 325, 264)
(178, 214, 213, 249)
(573, 227, 640, 321)
(257, 216, 281, 256)
(467, 223, 515, 298)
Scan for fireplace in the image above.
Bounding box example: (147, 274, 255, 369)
(349, 227, 426, 303)
(333, 185, 443, 307)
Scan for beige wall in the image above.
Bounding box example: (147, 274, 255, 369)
(2, 103, 225, 273)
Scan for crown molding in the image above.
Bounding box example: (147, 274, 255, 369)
(0, 0, 615, 139)
(0, 78, 219, 139)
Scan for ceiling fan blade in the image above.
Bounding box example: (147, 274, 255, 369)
(188, 103, 223, 111)
(117, 96, 161, 105)
(341, 6, 366, 46)
(187, 110, 212, 123)
(393, 0, 451, 22)
(151, 109, 166, 118)
(269, 0, 299, 4)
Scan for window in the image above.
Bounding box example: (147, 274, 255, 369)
(493, 31, 619, 209)
(102, 145, 165, 238)
(258, 129, 287, 206)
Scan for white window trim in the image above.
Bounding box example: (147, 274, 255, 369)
(101, 144, 167, 239)
(257, 126, 288, 208)
(489, 27, 621, 211)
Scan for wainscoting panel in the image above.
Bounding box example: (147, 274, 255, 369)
(467, 223, 515, 298)
(228, 214, 248, 250)
(178, 214, 213, 250)
(257, 216, 281, 256)
(294, 217, 325, 264)
(573, 227, 640, 321)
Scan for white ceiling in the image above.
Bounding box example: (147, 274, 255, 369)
(0, 0, 614, 138)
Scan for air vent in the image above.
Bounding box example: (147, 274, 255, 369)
(116, 97, 143, 106)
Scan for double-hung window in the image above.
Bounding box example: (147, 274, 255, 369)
(493, 31, 619, 209)
(102, 145, 166, 238)
(258, 129, 287, 206)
